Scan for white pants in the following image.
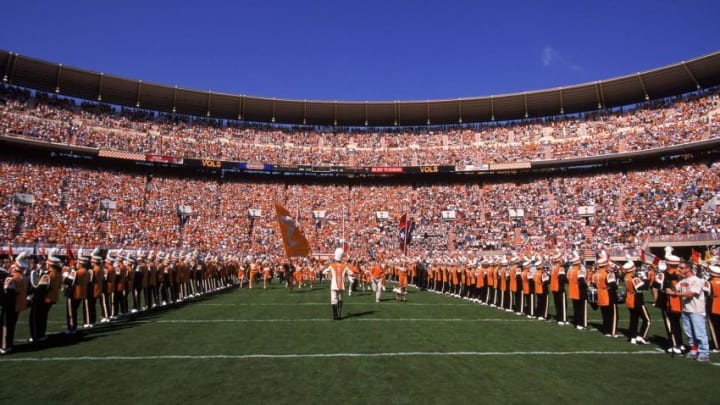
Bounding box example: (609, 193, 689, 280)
(371, 278, 383, 301)
(330, 289, 344, 305)
(347, 277, 355, 295)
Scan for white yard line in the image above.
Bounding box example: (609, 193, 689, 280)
(0, 350, 663, 362)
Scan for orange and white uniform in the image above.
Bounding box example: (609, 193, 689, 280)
(322, 261, 351, 305)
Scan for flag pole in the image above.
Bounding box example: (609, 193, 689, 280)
(403, 210, 409, 257)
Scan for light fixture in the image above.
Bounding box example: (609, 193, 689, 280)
(97, 95, 102, 101)
(560, 108, 564, 114)
(55, 87, 60, 93)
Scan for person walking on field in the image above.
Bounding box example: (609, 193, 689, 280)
(322, 248, 352, 320)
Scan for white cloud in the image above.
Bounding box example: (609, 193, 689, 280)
(542, 47, 582, 72)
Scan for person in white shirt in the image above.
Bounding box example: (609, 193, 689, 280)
(666, 261, 710, 362)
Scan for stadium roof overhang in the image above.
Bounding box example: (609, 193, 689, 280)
(2, 49, 720, 127)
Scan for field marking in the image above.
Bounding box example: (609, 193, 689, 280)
(0, 350, 664, 362)
(199, 303, 478, 306)
(133, 318, 573, 323)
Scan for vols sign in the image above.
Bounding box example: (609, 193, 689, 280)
(274, 201, 311, 258)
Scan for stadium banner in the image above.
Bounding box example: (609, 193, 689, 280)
(238, 163, 272, 171)
(271, 164, 299, 172)
(370, 166, 403, 174)
(455, 164, 490, 172)
(145, 154, 184, 165)
(403, 165, 454, 174)
(184, 158, 223, 168)
(489, 162, 531, 170)
(98, 149, 145, 161)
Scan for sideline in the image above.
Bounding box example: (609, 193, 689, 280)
(0, 350, 664, 362)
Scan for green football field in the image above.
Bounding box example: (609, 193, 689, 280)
(2, 280, 719, 404)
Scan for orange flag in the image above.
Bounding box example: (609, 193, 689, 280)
(274, 201, 311, 258)
(691, 249, 701, 264)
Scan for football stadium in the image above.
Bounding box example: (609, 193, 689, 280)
(2, 44, 720, 403)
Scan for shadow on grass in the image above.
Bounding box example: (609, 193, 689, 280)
(7, 287, 234, 355)
(342, 310, 376, 319)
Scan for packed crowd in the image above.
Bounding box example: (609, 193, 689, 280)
(1, 85, 719, 166)
(1, 159, 717, 260)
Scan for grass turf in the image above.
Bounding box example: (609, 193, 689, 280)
(2, 281, 719, 404)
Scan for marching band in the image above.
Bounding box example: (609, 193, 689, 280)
(1, 244, 719, 361)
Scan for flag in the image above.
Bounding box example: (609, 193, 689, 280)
(66, 243, 76, 266)
(640, 249, 660, 267)
(691, 249, 701, 264)
(274, 201, 311, 258)
(398, 213, 415, 251)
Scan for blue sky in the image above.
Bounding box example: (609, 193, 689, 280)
(2, 0, 719, 101)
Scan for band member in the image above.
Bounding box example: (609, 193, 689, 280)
(39, 250, 63, 341)
(283, 262, 296, 292)
(475, 258, 487, 304)
(262, 260, 272, 289)
(237, 259, 247, 289)
(499, 258, 510, 310)
(509, 255, 521, 313)
(114, 253, 129, 316)
(534, 259, 550, 320)
(398, 262, 409, 293)
(2, 253, 30, 354)
(486, 257, 496, 306)
(654, 246, 684, 353)
(368, 260, 385, 303)
(28, 255, 49, 343)
(347, 259, 360, 296)
(567, 250, 589, 330)
(594, 250, 619, 337)
(520, 258, 534, 317)
(249, 259, 259, 289)
(65, 251, 89, 334)
(132, 251, 146, 312)
(102, 251, 115, 320)
(322, 248, 352, 320)
(86, 248, 104, 326)
(550, 251, 568, 325)
(156, 252, 168, 306)
(623, 260, 651, 344)
(706, 262, 720, 351)
(146, 251, 158, 307)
